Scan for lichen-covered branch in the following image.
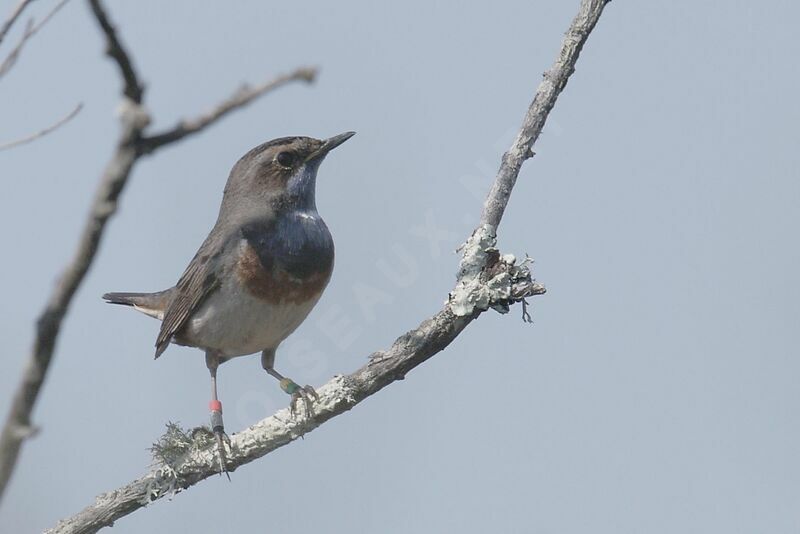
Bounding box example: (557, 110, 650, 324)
(45, 1, 610, 532)
(48, 260, 545, 534)
(0, 0, 317, 502)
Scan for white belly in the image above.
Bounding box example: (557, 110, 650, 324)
(181, 274, 320, 358)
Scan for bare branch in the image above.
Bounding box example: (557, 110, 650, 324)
(87, 0, 142, 103)
(0, 0, 35, 46)
(137, 66, 317, 155)
(480, 0, 609, 231)
(45, 1, 610, 532)
(0, 0, 321, 503)
(0, 0, 72, 79)
(0, 97, 145, 506)
(0, 102, 81, 150)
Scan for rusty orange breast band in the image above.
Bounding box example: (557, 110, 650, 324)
(236, 242, 331, 305)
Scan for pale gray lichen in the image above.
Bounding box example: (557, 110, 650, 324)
(116, 97, 151, 129)
(140, 468, 178, 505)
(142, 422, 218, 504)
(488, 255, 539, 315)
(449, 225, 544, 317)
(450, 224, 498, 316)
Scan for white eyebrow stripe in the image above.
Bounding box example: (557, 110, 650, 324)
(297, 212, 316, 220)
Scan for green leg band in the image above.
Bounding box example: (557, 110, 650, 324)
(280, 378, 300, 395)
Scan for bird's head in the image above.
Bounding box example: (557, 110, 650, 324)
(220, 132, 355, 220)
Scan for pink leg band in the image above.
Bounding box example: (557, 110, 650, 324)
(209, 400, 222, 412)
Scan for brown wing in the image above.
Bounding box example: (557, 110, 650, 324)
(154, 233, 226, 358)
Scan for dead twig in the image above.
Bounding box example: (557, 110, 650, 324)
(0, 0, 72, 79)
(0, 102, 82, 150)
(137, 67, 317, 155)
(0, 0, 36, 46)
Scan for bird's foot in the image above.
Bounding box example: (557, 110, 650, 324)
(280, 378, 319, 418)
(210, 402, 231, 480)
(213, 430, 231, 480)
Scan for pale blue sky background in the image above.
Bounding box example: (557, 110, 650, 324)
(2, 1, 799, 532)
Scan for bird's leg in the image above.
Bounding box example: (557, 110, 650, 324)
(206, 351, 230, 479)
(261, 349, 319, 417)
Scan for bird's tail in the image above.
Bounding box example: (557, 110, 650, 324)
(102, 290, 172, 320)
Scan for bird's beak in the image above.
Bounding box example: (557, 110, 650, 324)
(307, 131, 356, 161)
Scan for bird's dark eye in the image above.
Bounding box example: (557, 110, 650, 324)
(276, 151, 295, 167)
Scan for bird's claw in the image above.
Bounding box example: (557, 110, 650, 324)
(210, 407, 231, 479)
(284, 383, 319, 418)
(278, 377, 318, 417)
(213, 428, 231, 480)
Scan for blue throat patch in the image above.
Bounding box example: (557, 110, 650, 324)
(241, 211, 334, 280)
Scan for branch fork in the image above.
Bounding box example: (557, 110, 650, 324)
(0, 0, 318, 504)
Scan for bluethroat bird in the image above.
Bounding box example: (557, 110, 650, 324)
(103, 132, 355, 476)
